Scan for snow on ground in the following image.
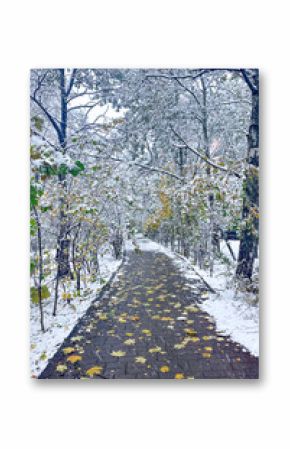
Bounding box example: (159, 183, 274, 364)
(30, 251, 121, 377)
(131, 236, 259, 356)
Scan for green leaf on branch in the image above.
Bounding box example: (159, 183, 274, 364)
(30, 285, 50, 304)
(30, 218, 37, 236)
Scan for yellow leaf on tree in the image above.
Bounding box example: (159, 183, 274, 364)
(160, 365, 170, 373)
(67, 355, 82, 363)
(86, 366, 103, 377)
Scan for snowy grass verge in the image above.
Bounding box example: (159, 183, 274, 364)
(131, 236, 259, 357)
(30, 252, 122, 377)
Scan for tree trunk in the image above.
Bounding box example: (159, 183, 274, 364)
(55, 69, 71, 279)
(236, 70, 259, 279)
(77, 270, 81, 295)
(33, 207, 45, 332)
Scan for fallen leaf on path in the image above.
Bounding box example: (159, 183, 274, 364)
(86, 366, 103, 377)
(202, 336, 215, 341)
(71, 336, 84, 342)
(142, 329, 152, 336)
(204, 346, 213, 352)
(67, 355, 82, 363)
(124, 338, 135, 345)
(135, 356, 146, 364)
(56, 364, 68, 373)
(63, 347, 75, 355)
(184, 328, 197, 336)
(185, 305, 199, 313)
(149, 346, 163, 353)
(111, 350, 126, 357)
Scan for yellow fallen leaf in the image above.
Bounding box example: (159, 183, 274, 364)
(160, 365, 170, 373)
(148, 346, 163, 353)
(111, 350, 126, 357)
(118, 317, 127, 323)
(71, 336, 84, 342)
(190, 337, 200, 343)
(63, 347, 75, 355)
(86, 366, 103, 377)
(175, 373, 185, 379)
(125, 332, 133, 337)
(202, 336, 215, 341)
(56, 364, 67, 373)
(185, 305, 199, 313)
(202, 352, 211, 358)
(174, 343, 186, 349)
(160, 317, 173, 321)
(124, 338, 135, 345)
(204, 346, 213, 352)
(67, 355, 82, 363)
(98, 313, 108, 320)
(184, 328, 197, 336)
(135, 356, 147, 364)
(142, 329, 152, 335)
(173, 302, 182, 309)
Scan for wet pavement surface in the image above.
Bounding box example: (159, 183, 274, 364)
(39, 250, 259, 379)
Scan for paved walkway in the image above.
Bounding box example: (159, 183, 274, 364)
(39, 249, 259, 379)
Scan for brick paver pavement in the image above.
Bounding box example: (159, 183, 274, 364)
(39, 249, 259, 379)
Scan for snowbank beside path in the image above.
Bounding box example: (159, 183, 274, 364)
(30, 252, 121, 377)
(130, 236, 259, 357)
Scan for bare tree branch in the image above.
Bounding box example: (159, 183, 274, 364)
(170, 127, 241, 178)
